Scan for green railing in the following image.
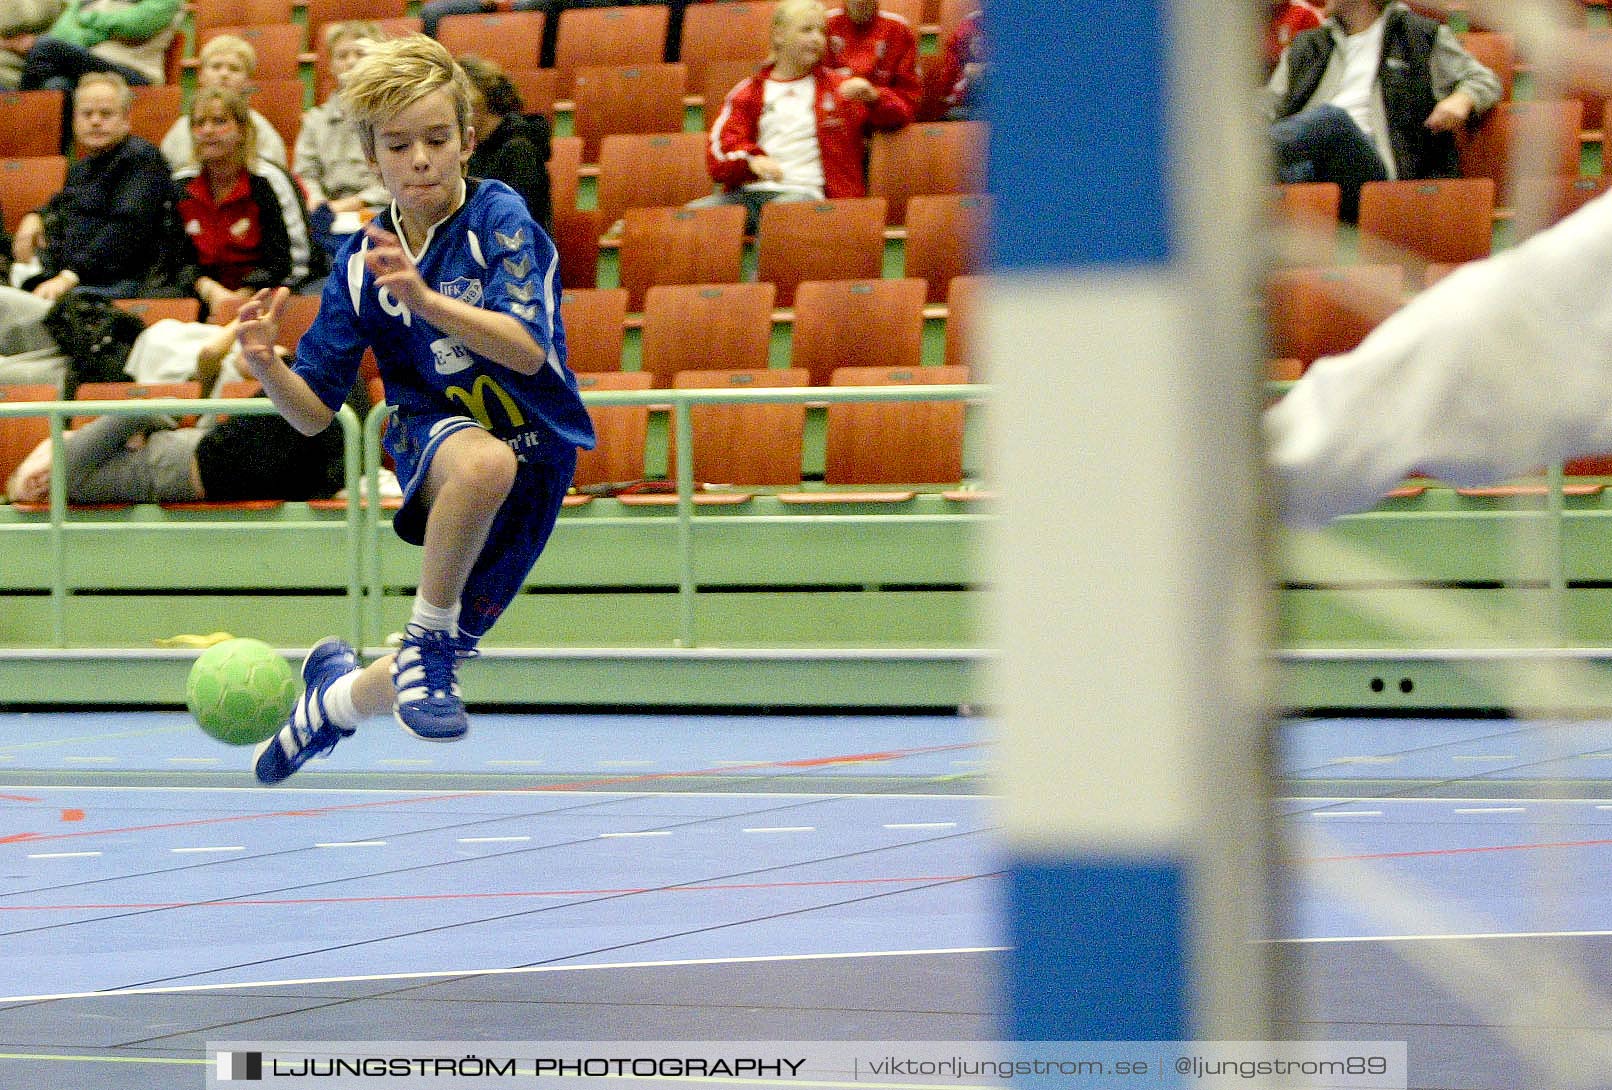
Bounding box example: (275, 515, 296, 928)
(1, 384, 985, 652)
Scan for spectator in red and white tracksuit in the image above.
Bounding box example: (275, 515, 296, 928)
(824, 0, 920, 123)
(694, 0, 908, 233)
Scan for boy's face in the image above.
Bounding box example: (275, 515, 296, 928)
(367, 86, 473, 225)
(774, 8, 827, 71)
(200, 53, 250, 91)
(329, 36, 371, 82)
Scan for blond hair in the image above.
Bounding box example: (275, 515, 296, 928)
(188, 85, 259, 168)
(75, 70, 133, 112)
(769, 0, 827, 62)
(339, 34, 472, 160)
(198, 33, 258, 76)
(323, 19, 382, 53)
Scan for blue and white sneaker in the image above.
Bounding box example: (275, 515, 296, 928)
(391, 624, 471, 741)
(253, 637, 359, 784)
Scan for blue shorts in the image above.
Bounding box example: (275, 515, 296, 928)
(385, 411, 577, 641)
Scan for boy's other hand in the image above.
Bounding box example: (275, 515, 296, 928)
(236, 286, 289, 376)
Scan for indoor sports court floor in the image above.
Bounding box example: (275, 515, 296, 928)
(5, 709, 1612, 1089)
(0, 709, 1001, 1088)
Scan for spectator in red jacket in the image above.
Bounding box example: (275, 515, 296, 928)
(694, 0, 909, 233)
(170, 86, 316, 315)
(824, 0, 920, 123)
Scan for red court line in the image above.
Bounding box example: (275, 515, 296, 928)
(0, 872, 1000, 913)
(1306, 835, 1612, 864)
(0, 742, 984, 848)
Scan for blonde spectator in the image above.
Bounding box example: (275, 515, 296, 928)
(159, 33, 289, 169)
(295, 20, 390, 257)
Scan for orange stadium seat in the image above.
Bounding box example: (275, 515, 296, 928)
(594, 131, 712, 230)
(0, 156, 67, 233)
(549, 134, 581, 215)
(572, 369, 653, 487)
(113, 299, 202, 325)
(0, 91, 63, 158)
(670, 367, 808, 486)
(570, 63, 687, 164)
(617, 204, 745, 312)
(943, 273, 982, 372)
(1357, 177, 1494, 269)
(1458, 100, 1585, 203)
(755, 197, 888, 305)
(190, 0, 296, 36)
(788, 278, 926, 387)
(821, 364, 970, 486)
(560, 288, 628, 373)
(1271, 181, 1341, 266)
(552, 4, 670, 99)
(640, 282, 776, 387)
(127, 83, 182, 146)
(902, 192, 989, 304)
(867, 120, 987, 224)
(436, 11, 546, 71)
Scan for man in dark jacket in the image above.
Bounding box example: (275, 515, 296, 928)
(1264, 0, 1501, 221)
(9, 69, 173, 298)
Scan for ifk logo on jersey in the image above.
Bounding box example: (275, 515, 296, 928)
(438, 276, 483, 308)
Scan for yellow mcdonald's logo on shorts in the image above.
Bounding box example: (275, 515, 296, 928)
(445, 375, 526, 430)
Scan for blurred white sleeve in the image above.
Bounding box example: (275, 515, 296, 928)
(1265, 191, 1612, 528)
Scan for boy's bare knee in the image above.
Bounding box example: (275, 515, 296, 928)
(453, 434, 518, 499)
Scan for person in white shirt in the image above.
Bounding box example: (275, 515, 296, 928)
(1264, 0, 1500, 221)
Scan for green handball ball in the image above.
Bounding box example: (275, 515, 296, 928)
(186, 638, 299, 745)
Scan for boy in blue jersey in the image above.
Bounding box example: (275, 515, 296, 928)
(233, 35, 595, 784)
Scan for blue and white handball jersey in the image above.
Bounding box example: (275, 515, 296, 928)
(294, 177, 596, 459)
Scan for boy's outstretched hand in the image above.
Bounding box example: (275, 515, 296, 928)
(236, 286, 290, 378)
(364, 223, 429, 309)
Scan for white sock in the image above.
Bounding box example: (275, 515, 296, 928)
(411, 593, 459, 636)
(320, 670, 363, 729)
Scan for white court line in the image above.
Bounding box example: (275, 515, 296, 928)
(598, 830, 671, 838)
(485, 760, 543, 767)
(1312, 811, 1383, 818)
(1278, 928, 1612, 945)
(27, 851, 101, 859)
(0, 947, 1007, 1004)
(63, 757, 117, 764)
(170, 846, 244, 854)
(164, 757, 221, 765)
(379, 759, 432, 767)
(1451, 754, 1519, 761)
(884, 822, 958, 830)
(597, 760, 655, 768)
(315, 840, 387, 849)
(1453, 807, 1527, 814)
(456, 836, 530, 844)
(742, 826, 814, 834)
